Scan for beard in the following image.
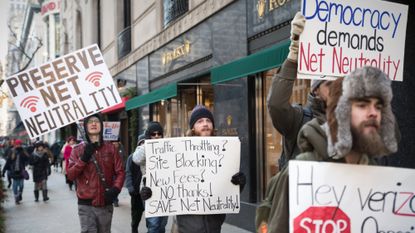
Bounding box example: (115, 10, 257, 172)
(194, 127, 214, 136)
(351, 119, 387, 156)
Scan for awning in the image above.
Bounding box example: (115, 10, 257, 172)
(101, 97, 130, 114)
(211, 40, 290, 84)
(125, 82, 177, 111)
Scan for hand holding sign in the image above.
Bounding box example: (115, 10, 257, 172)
(288, 12, 306, 62)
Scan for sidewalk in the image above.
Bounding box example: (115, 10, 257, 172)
(3, 169, 253, 233)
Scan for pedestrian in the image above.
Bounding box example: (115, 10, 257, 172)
(63, 136, 76, 190)
(111, 138, 126, 207)
(50, 140, 64, 172)
(267, 66, 398, 232)
(3, 139, 29, 204)
(3, 138, 15, 189)
(67, 113, 126, 233)
(140, 106, 247, 233)
(125, 134, 145, 233)
(267, 12, 332, 170)
(29, 141, 51, 202)
(133, 121, 168, 233)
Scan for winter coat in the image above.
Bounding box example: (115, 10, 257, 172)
(63, 145, 73, 172)
(29, 151, 50, 183)
(266, 121, 376, 233)
(125, 154, 142, 196)
(132, 145, 146, 176)
(177, 214, 226, 233)
(3, 147, 29, 179)
(67, 142, 125, 207)
(267, 60, 326, 169)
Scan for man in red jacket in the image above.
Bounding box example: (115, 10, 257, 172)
(67, 113, 125, 233)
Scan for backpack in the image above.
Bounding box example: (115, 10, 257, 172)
(255, 107, 313, 233)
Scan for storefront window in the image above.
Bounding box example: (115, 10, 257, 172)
(260, 68, 310, 195)
(151, 77, 213, 137)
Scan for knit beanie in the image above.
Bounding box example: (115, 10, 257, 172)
(144, 121, 163, 139)
(189, 105, 214, 129)
(326, 66, 397, 159)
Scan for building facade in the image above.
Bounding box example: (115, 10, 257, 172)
(60, 0, 415, 231)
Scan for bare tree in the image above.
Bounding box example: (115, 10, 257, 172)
(0, 23, 43, 92)
(8, 23, 44, 72)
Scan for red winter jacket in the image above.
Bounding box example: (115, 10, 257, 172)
(67, 142, 125, 207)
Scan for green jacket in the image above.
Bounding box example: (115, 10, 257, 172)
(267, 60, 326, 169)
(266, 120, 376, 233)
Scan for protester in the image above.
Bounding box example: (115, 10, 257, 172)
(67, 113, 125, 233)
(3, 139, 29, 204)
(267, 12, 332, 170)
(29, 141, 51, 202)
(3, 138, 15, 189)
(139, 106, 247, 233)
(267, 67, 398, 232)
(133, 121, 168, 233)
(50, 140, 64, 172)
(111, 139, 126, 207)
(125, 134, 145, 233)
(63, 136, 76, 190)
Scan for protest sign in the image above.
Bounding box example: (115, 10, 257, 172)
(5, 44, 122, 139)
(298, 0, 408, 81)
(76, 121, 120, 141)
(103, 121, 121, 141)
(144, 136, 241, 217)
(289, 161, 415, 232)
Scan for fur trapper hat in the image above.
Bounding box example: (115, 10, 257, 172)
(326, 66, 397, 159)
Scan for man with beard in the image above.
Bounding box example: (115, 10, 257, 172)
(267, 66, 399, 233)
(140, 106, 246, 233)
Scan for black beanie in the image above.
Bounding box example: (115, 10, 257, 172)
(145, 121, 164, 139)
(189, 105, 214, 129)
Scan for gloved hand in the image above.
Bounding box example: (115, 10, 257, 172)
(287, 12, 306, 62)
(231, 172, 247, 192)
(104, 187, 120, 205)
(81, 143, 96, 162)
(140, 186, 153, 201)
(129, 188, 140, 197)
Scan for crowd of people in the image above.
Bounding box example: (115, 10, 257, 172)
(0, 11, 404, 233)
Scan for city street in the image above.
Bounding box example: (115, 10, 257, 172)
(2, 168, 252, 233)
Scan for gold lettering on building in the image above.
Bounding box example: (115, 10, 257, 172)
(162, 40, 191, 65)
(257, 0, 290, 19)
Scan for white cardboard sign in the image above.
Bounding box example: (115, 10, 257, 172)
(5, 44, 121, 139)
(298, 0, 408, 81)
(145, 136, 241, 217)
(289, 161, 415, 232)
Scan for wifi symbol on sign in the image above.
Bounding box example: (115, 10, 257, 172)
(85, 71, 103, 87)
(20, 96, 40, 113)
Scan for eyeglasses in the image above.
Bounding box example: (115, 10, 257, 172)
(151, 132, 162, 137)
(87, 119, 100, 124)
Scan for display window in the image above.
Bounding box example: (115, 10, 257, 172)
(258, 68, 310, 196)
(151, 76, 214, 137)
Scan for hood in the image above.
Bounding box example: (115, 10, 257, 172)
(83, 113, 104, 144)
(297, 118, 328, 160)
